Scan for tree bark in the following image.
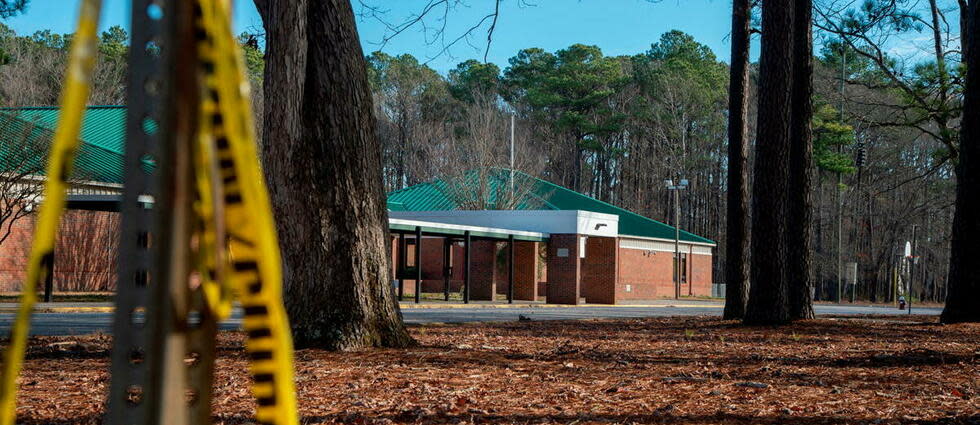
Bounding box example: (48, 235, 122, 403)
(257, 0, 415, 349)
(787, 0, 815, 320)
(723, 0, 752, 320)
(941, 0, 980, 324)
(745, 0, 794, 325)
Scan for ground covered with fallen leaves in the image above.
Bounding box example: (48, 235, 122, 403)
(9, 315, 980, 424)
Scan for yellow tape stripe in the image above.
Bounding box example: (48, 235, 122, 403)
(0, 1, 102, 424)
(196, 1, 298, 424)
(193, 22, 232, 320)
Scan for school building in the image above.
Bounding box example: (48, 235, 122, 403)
(0, 106, 716, 303)
(386, 170, 716, 304)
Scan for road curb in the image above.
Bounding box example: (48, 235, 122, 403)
(0, 307, 115, 314)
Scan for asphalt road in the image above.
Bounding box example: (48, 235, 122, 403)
(0, 301, 941, 336)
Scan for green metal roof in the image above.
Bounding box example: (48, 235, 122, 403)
(0, 105, 146, 184)
(387, 169, 715, 245)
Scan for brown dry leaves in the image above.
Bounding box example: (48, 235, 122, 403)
(8, 316, 980, 424)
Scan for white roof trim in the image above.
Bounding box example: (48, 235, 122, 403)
(389, 218, 548, 239)
(618, 234, 717, 247)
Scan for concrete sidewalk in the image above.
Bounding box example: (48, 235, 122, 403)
(0, 302, 115, 313)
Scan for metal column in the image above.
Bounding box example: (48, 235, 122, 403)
(105, 0, 167, 422)
(414, 226, 422, 304)
(397, 232, 405, 301)
(443, 238, 452, 302)
(42, 252, 54, 302)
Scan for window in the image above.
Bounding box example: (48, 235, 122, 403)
(673, 253, 688, 284)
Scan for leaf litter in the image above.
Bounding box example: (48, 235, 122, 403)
(5, 315, 978, 424)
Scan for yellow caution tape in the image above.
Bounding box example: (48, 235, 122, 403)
(193, 51, 232, 320)
(194, 1, 299, 424)
(0, 1, 102, 424)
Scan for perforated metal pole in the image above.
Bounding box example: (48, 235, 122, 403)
(105, 0, 167, 422)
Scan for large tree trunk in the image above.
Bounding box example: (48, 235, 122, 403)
(941, 0, 980, 324)
(723, 0, 752, 320)
(256, 0, 415, 349)
(745, 0, 795, 325)
(787, 0, 815, 320)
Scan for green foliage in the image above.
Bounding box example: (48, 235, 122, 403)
(448, 59, 499, 103)
(818, 39, 888, 85)
(99, 26, 128, 60)
(367, 51, 450, 125)
(0, 0, 27, 19)
(238, 32, 264, 82)
(631, 31, 728, 167)
(0, 22, 12, 65)
(812, 104, 857, 174)
(28, 29, 70, 49)
(648, 30, 718, 65)
(502, 43, 627, 147)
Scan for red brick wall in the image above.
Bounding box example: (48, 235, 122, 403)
(0, 210, 119, 292)
(689, 252, 713, 297)
(581, 236, 617, 304)
(513, 241, 538, 301)
(468, 240, 497, 300)
(546, 234, 581, 305)
(616, 245, 712, 300)
(0, 212, 34, 291)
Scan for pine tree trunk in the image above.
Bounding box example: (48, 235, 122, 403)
(941, 0, 980, 324)
(787, 0, 815, 320)
(256, 0, 415, 349)
(745, 0, 795, 325)
(723, 0, 752, 320)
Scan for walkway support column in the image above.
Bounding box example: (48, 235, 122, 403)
(443, 238, 452, 302)
(397, 232, 405, 301)
(414, 226, 422, 304)
(463, 231, 471, 304)
(43, 250, 55, 302)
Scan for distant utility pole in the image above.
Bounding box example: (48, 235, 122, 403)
(665, 178, 689, 299)
(837, 39, 847, 304)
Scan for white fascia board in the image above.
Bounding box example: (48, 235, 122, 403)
(389, 210, 618, 237)
(618, 234, 717, 248)
(389, 217, 548, 239)
(574, 211, 619, 237)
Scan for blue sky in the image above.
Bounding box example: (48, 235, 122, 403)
(5, 0, 745, 74)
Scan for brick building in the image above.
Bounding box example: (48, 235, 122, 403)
(0, 107, 127, 292)
(0, 106, 714, 302)
(387, 171, 716, 304)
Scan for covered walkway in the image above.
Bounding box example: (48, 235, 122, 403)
(389, 218, 547, 304)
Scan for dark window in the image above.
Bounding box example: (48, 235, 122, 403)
(673, 253, 688, 283)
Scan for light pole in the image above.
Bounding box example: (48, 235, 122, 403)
(665, 179, 689, 299)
